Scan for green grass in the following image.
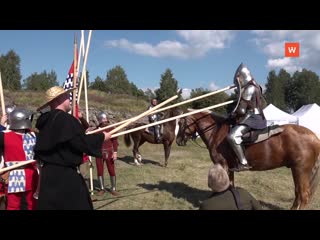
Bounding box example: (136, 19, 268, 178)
(80, 138, 320, 210)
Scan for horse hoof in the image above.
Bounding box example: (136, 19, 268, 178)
(134, 159, 141, 166)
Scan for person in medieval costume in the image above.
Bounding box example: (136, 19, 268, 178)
(0, 108, 38, 210)
(34, 86, 111, 210)
(95, 112, 119, 196)
(0, 105, 16, 209)
(147, 98, 161, 143)
(227, 63, 267, 172)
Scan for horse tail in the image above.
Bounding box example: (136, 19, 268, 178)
(124, 133, 132, 147)
(309, 152, 320, 200)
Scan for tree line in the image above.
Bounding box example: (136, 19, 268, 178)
(1, 49, 320, 113)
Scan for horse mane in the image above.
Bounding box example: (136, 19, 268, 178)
(210, 111, 229, 124)
(187, 109, 229, 124)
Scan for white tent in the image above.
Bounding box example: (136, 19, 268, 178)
(263, 104, 298, 126)
(292, 103, 320, 135)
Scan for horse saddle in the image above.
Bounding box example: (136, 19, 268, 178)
(145, 125, 163, 136)
(242, 125, 284, 145)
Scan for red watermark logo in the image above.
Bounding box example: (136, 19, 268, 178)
(285, 42, 300, 57)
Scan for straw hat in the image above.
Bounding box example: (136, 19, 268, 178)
(37, 86, 76, 111)
(208, 163, 230, 192)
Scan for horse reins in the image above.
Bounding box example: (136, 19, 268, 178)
(182, 116, 216, 148)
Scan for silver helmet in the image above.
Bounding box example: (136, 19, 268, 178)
(5, 105, 16, 114)
(97, 112, 108, 124)
(233, 63, 253, 87)
(9, 108, 33, 130)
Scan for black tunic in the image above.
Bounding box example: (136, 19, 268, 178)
(34, 109, 104, 210)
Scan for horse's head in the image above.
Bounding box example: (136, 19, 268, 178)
(162, 107, 183, 119)
(176, 115, 197, 146)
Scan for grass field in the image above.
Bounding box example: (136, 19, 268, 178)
(81, 138, 320, 210)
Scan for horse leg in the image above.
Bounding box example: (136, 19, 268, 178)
(163, 141, 172, 167)
(228, 171, 235, 187)
(136, 140, 146, 164)
(133, 137, 142, 166)
(290, 166, 312, 210)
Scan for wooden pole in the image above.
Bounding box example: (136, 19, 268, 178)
(0, 72, 5, 115)
(72, 35, 78, 117)
(93, 85, 235, 131)
(111, 100, 235, 138)
(77, 30, 85, 75)
(87, 94, 179, 135)
(0, 160, 36, 174)
(78, 30, 92, 104)
(84, 74, 94, 195)
(150, 85, 235, 115)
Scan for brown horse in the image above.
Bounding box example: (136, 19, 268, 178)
(176, 111, 320, 210)
(124, 108, 182, 167)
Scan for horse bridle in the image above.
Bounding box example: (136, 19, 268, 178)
(181, 116, 217, 143)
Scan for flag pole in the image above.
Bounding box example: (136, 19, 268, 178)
(72, 35, 78, 117)
(0, 72, 5, 115)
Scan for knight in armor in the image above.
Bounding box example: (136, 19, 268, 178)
(227, 63, 267, 172)
(148, 98, 161, 143)
(0, 108, 39, 210)
(95, 112, 120, 196)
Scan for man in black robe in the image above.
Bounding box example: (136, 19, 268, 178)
(34, 86, 111, 210)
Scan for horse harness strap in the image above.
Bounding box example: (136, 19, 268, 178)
(229, 187, 244, 210)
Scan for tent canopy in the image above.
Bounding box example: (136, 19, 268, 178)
(263, 104, 298, 126)
(292, 103, 320, 135)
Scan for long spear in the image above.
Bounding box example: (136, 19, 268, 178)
(87, 93, 180, 135)
(72, 35, 78, 117)
(0, 160, 36, 174)
(78, 30, 92, 104)
(93, 85, 235, 131)
(111, 100, 235, 138)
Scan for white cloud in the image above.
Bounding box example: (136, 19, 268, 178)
(181, 88, 192, 99)
(209, 82, 220, 91)
(105, 30, 235, 59)
(267, 58, 291, 68)
(251, 30, 320, 73)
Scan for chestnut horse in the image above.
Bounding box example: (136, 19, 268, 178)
(176, 111, 320, 210)
(124, 108, 182, 167)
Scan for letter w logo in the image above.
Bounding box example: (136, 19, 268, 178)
(285, 42, 300, 57)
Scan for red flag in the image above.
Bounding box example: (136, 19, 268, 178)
(63, 52, 79, 119)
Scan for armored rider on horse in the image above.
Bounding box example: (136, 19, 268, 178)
(148, 98, 162, 143)
(227, 63, 267, 172)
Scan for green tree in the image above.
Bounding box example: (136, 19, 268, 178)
(188, 87, 229, 114)
(144, 88, 156, 100)
(23, 70, 58, 90)
(285, 69, 320, 111)
(105, 65, 132, 94)
(155, 68, 180, 103)
(265, 69, 289, 111)
(0, 49, 22, 90)
(130, 82, 145, 98)
(90, 76, 106, 91)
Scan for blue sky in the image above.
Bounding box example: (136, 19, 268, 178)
(1, 30, 319, 98)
